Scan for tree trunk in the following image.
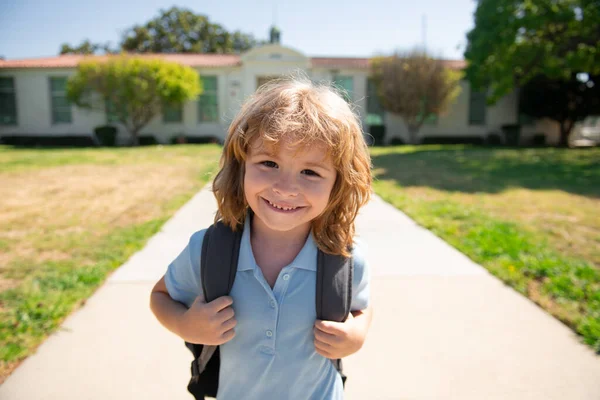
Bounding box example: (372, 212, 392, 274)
(407, 126, 420, 145)
(559, 120, 573, 148)
(129, 130, 140, 146)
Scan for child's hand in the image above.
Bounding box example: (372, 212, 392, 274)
(178, 296, 237, 345)
(313, 313, 364, 359)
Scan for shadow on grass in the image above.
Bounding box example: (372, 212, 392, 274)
(371, 146, 600, 198)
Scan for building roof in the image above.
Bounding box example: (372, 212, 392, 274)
(0, 54, 242, 69)
(0, 53, 466, 70)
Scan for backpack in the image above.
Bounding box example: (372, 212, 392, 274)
(185, 220, 354, 399)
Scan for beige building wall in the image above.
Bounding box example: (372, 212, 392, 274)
(0, 45, 558, 145)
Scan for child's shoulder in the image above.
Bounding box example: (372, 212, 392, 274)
(181, 228, 210, 264)
(350, 237, 370, 309)
(189, 228, 209, 245)
(351, 237, 368, 270)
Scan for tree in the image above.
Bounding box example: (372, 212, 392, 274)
(58, 7, 262, 56)
(67, 56, 201, 145)
(120, 7, 262, 54)
(59, 39, 117, 55)
(465, 0, 600, 103)
(519, 74, 600, 146)
(370, 50, 462, 144)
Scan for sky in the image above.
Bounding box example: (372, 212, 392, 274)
(0, 0, 477, 60)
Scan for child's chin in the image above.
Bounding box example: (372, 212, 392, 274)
(259, 216, 310, 233)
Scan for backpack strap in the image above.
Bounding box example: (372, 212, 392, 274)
(186, 221, 242, 400)
(201, 221, 242, 302)
(316, 250, 353, 322)
(316, 249, 353, 386)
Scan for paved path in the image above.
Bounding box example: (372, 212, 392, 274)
(1, 186, 599, 399)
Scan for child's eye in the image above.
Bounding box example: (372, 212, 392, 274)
(261, 160, 278, 168)
(302, 169, 321, 177)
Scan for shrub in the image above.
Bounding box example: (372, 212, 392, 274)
(368, 125, 386, 146)
(485, 132, 503, 146)
(501, 124, 521, 146)
(94, 126, 118, 147)
(532, 133, 546, 147)
(389, 137, 406, 145)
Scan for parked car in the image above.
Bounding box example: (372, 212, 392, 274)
(570, 115, 600, 147)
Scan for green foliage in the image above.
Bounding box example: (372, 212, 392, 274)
(519, 74, 600, 145)
(66, 56, 201, 144)
(59, 7, 261, 55)
(465, 0, 600, 103)
(121, 7, 261, 54)
(59, 39, 116, 55)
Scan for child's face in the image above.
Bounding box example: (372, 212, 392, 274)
(244, 137, 336, 236)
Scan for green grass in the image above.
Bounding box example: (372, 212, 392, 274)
(0, 219, 166, 363)
(0, 144, 218, 172)
(371, 146, 600, 352)
(0, 144, 222, 380)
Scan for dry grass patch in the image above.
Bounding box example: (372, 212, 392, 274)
(0, 163, 200, 269)
(0, 144, 221, 382)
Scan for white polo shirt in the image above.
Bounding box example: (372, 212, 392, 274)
(165, 215, 370, 400)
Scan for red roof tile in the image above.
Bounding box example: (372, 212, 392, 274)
(0, 53, 242, 69)
(0, 53, 466, 70)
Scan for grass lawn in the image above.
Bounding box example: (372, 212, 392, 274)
(0, 144, 222, 383)
(1, 143, 599, 384)
(371, 145, 600, 353)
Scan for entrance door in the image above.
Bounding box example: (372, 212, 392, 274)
(256, 76, 280, 90)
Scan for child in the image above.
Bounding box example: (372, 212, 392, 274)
(150, 75, 373, 399)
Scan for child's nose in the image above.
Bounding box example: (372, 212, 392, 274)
(272, 174, 299, 197)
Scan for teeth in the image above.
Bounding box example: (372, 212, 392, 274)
(268, 199, 297, 211)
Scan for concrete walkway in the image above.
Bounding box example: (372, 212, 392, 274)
(1, 186, 599, 400)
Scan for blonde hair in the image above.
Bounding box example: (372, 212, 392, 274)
(212, 74, 372, 256)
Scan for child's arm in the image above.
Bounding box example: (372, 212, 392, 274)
(150, 275, 237, 345)
(313, 305, 373, 359)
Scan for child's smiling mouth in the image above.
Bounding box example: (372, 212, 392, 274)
(262, 198, 305, 213)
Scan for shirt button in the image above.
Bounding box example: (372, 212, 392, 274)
(283, 274, 290, 281)
(270, 300, 276, 308)
(266, 330, 273, 337)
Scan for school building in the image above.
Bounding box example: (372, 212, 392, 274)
(0, 32, 560, 146)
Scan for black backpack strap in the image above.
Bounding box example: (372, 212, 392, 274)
(201, 221, 242, 302)
(186, 221, 243, 400)
(316, 250, 353, 322)
(316, 249, 353, 387)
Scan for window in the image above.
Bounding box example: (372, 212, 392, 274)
(163, 103, 183, 123)
(198, 76, 218, 122)
(50, 77, 72, 124)
(469, 89, 487, 125)
(0, 77, 17, 125)
(257, 76, 279, 89)
(333, 76, 353, 103)
(105, 98, 121, 123)
(366, 78, 384, 126)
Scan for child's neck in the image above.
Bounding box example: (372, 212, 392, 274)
(250, 214, 310, 254)
(250, 215, 311, 285)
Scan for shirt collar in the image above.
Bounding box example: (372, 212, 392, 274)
(237, 212, 317, 272)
